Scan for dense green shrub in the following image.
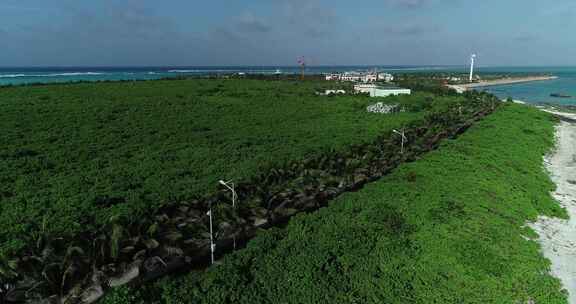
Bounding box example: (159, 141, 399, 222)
(107, 104, 567, 303)
(396, 74, 459, 96)
(0, 79, 459, 256)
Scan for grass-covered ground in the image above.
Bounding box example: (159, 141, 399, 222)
(105, 104, 567, 303)
(0, 79, 460, 256)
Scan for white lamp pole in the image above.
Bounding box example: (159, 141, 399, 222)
(207, 208, 215, 264)
(219, 180, 236, 208)
(393, 129, 407, 154)
(219, 180, 238, 249)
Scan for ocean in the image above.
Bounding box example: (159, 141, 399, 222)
(0, 66, 455, 86)
(1, 66, 576, 105)
(470, 67, 576, 105)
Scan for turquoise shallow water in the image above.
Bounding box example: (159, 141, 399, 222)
(1, 66, 575, 105)
(474, 67, 576, 105)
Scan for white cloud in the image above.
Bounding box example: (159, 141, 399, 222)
(237, 12, 272, 33)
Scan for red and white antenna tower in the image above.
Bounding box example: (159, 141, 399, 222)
(297, 56, 306, 80)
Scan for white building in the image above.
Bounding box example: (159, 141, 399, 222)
(325, 73, 340, 81)
(363, 74, 378, 82)
(378, 73, 394, 82)
(340, 72, 364, 82)
(354, 84, 411, 97)
(445, 76, 462, 82)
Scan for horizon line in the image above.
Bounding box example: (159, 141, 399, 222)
(0, 64, 574, 69)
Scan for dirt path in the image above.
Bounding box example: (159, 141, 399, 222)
(530, 110, 576, 303)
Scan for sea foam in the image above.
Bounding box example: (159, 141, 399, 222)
(0, 74, 28, 78)
(0, 72, 104, 78)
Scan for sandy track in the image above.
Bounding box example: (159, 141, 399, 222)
(530, 110, 576, 303)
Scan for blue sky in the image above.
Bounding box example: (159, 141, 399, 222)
(0, 0, 574, 67)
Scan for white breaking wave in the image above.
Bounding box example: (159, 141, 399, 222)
(0, 74, 28, 78)
(0, 72, 105, 78)
(43, 72, 104, 77)
(168, 70, 201, 73)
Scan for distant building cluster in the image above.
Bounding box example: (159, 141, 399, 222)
(325, 72, 394, 83)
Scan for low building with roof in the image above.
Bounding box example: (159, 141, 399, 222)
(354, 84, 411, 97)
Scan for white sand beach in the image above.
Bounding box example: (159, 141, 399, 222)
(530, 110, 576, 303)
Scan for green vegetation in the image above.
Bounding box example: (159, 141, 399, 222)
(0, 79, 429, 255)
(396, 74, 460, 95)
(108, 104, 566, 303)
(1, 79, 498, 302)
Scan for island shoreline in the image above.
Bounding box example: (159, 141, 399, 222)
(530, 109, 576, 303)
(448, 76, 558, 93)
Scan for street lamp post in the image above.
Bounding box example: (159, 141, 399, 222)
(207, 207, 215, 265)
(219, 180, 236, 208)
(393, 129, 407, 154)
(219, 180, 238, 249)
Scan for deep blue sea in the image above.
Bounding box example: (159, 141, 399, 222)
(1, 66, 575, 105)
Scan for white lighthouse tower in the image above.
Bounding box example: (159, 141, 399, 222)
(469, 54, 477, 83)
